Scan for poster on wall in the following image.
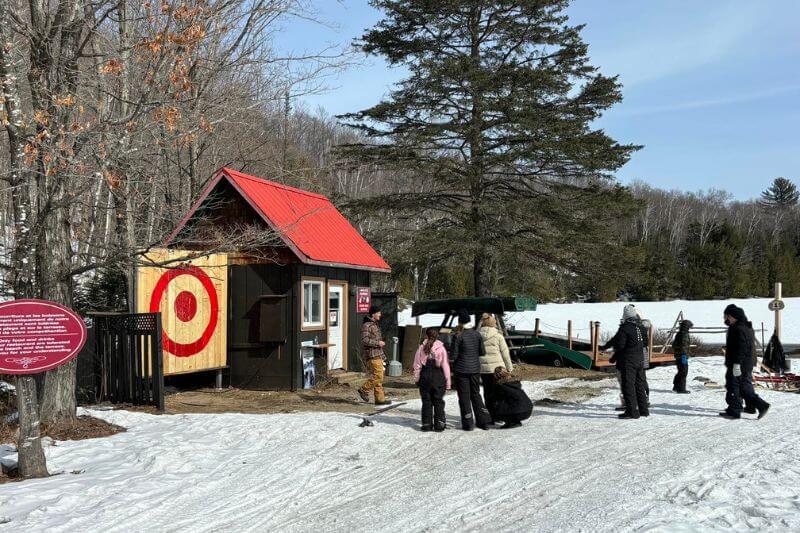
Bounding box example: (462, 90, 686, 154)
(301, 341, 315, 389)
(356, 287, 371, 314)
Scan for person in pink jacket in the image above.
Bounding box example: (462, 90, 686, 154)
(413, 328, 451, 432)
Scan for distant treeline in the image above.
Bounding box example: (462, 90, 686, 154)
(378, 178, 800, 303)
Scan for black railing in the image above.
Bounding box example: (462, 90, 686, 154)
(77, 313, 165, 410)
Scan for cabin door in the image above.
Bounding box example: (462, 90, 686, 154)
(327, 283, 347, 370)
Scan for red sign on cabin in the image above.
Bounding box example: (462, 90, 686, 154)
(0, 299, 87, 375)
(356, 287, 372, 314)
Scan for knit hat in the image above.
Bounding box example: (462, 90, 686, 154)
(494, 366, 510, 381)
(680, 319, 693, 330)
(457, 309, 471, 325)
(622, 304, 638, 321)
(724, 305, 747, 323)
(368, 305, 381, 315)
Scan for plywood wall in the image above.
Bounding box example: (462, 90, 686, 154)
(136, 249, 228, 376)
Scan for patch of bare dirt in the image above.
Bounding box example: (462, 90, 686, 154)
(143, 365, 611, 416)
(513, 363, 609, 382)
(1, 415, 125, 446)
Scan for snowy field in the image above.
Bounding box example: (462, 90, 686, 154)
(400, 297, 800, 344)
(2, 357, 799, 532)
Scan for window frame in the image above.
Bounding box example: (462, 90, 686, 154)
(300, 277, 326, 331)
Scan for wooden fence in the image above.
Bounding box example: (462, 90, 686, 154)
(77, 313, 165, 410)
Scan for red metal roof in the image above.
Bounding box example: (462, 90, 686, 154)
(166, 168, 391, 273)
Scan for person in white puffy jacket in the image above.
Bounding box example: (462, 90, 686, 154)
(478, 314, 514, 423)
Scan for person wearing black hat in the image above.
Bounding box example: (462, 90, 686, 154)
(451, 309, 492, 430)
(671, 319, 693, 393)
(720, 305, 770, 419)
(358, 305, 391, 405)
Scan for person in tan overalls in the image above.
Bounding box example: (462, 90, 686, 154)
(358, 306, 391, 405)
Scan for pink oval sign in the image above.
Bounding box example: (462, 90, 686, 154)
(0, 299, 87, 374)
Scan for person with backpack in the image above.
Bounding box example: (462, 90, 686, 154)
(479, 313, 514, 423)
(671, 319, 693, 394)
(601, 304, 650, 419)
(720, 305, 770, 419)
(451, 309, 492, 431)
(413, 328, 451, 432)
(489, 367, 533, 429)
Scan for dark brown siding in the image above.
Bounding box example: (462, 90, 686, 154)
(293, 264, 371, 388)
(228, 264, 294, 390)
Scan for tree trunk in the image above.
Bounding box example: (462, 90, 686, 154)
(474, 251, 493, 297)
(16, 376, 48, 478)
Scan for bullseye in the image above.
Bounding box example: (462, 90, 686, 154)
(149, 266, 219, 357)
(174, 290, 198, 322)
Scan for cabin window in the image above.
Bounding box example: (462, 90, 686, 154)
(301, 278, 325, 330)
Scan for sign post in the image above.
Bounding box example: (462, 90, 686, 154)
(0, 299, 88, 478)
(768, 282, 784, 339)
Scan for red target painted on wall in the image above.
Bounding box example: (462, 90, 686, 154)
(149, 266, 219, 357)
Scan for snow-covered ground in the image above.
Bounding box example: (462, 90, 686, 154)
(400, 297, 800, 344)
(2, 357, 799, 532)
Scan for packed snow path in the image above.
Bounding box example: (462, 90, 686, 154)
(2, 357, 799, 532)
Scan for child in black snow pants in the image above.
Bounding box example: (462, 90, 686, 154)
(672, 319, 693, 393)
(412, 328, 452, 432)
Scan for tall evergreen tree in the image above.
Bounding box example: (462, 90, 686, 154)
(760, 177, 799, 209)
(339, 0, 640, 296)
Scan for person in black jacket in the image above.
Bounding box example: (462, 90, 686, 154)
(671, 319, 693, 394)
(601, 305, 650, 419)
(490, 367, 533, 429)
(720, 305, 770, 419)
(451, 309, 491, 431)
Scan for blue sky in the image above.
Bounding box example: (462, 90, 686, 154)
(275, 0, 800, 200)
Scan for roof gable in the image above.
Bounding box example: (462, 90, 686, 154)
(165, 168, 391, 273)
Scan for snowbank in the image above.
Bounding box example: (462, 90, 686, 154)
(400, 297, 800, 344)
(2, 358, 799, 532)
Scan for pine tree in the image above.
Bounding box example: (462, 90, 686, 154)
(760, 177, 799, 209)
(339, 0, 640, 296)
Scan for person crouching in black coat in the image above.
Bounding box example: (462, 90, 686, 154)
(601, 305, 650, 419)
(490, 367, 533, 429)
(451, 309, 492, 431)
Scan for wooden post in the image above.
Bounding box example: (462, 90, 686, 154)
(593, 322, 601, 358)
(534, 318, 540, 337)
(589, 321, 594, 350)
(648, 324, 654, 366)
(567, 320, 573, 350)
(775, 282, 782, 339)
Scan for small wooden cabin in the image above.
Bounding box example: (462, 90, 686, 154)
(159, 167, 391, 390)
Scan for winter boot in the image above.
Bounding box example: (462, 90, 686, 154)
(719, 411, 740, 419)
(357, 389, 369, 403)
(421, 424, 433, 432)
(434, 421, 446, 432)
(743, 406, 757, 414)
(757, 403, 770, 420)
(499, 421, 522, 429)
(375, 400, 392, 406)
(618, 412, 640, 419)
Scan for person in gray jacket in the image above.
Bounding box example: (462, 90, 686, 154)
(452, 309, 491, 431)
